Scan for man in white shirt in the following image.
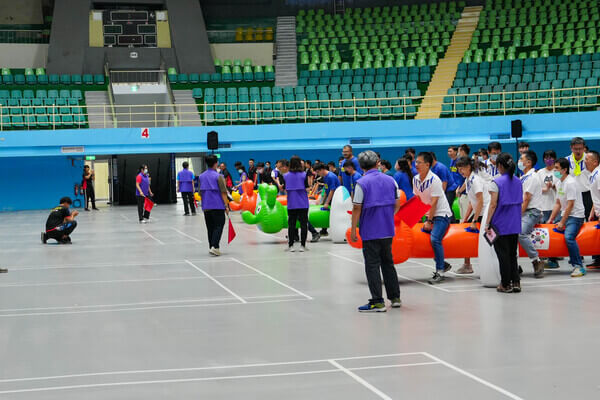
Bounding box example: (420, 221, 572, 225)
(413, 152, 453, 284)
(537, 150, 559, 222)
(566, 137, 591, 217)
(584, 150, 600, 268)
(546, 158, 586, 277)
(518, 151, 545, 277)
(484, 141, 502, 178)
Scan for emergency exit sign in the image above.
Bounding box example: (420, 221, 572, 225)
(86, 156, 96, 161)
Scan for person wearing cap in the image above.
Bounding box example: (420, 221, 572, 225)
(351, 150, 402, 312)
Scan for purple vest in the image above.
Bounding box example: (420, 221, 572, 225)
(357, 170, 397, 241)
(136, 173, 149, 197)
(199, 169, 225, 210)
(178, 169, 194, 193)
(491, 173, 523, 235)
(284, 171, 309, 210)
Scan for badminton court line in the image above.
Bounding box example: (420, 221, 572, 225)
(230, 257, 313, 300)
(407, 259, 480, 281)
(0, 352, 427, 383)
(141, 229, 165, 245)
(184, 260, 247, 303)
(327, 252, 451, 293)
(8, 258, 229, 271)
(328, 360, 392, 400)
(170, 228, 203, 244)
(422, 352, 525, 400)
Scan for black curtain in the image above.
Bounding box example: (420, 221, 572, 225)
(117, 154, 176, 205)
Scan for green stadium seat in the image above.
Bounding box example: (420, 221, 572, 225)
(71, 74, 82, 85)
(83, 74, 94, 85)
(189, 73, 200, 83)
(199, 73, 210, 83)
(94, 74, 105, 85)
(60, 74, 71, 85)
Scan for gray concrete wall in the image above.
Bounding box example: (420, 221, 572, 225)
(0, 44, 48, 68)
(46, 0, 90, 74)
(0, 0, 43, 24)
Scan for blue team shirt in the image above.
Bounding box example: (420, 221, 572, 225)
(349, 171, 362, 195)
(432, 162, 456, 192)
(449, 158, 465, 190)
(339, 156, 363, 193)
(324, 171, 341, 195)
(393, 171, 414, 199)
(177, 169, 195, 192)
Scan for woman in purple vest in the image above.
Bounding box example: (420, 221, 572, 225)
(485, 153, 523, 293)
(135, 164, 154, 223)
(350, 150, 402, 312)
(198, 155, 230, 256)
(284, 156, 310, 252)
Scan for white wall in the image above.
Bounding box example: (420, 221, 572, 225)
(210, 43, 274, 66)
(0, 0, 43, 24)
(0, 44, 48, 68)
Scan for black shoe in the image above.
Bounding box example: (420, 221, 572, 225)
(41, 232, 47, 244)
(497, 284, 513, 293)
(443, 262, 452, 273)
(512, 282, 522, 293)
(192, 212, 197, 216)
(586, 259, 600, 269)
(84, 208, 90, 211)
(183, 213, 190, 216)
(320, 230, 329, 237)
(428, 272, 445, 284)
(518, 265, 523, 275)
(310, 233, 321, 243)
(0, 268, 7, 273)
(92, 207, 99, 210)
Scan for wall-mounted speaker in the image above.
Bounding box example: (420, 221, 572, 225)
(207, 130, 219, 150)
(511, 120, 522, 138)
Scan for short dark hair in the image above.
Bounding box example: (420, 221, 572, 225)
(84, 165, 90, 169)
(289, 156, 303, 172)
(314, 163, 327, 171)
(519, 141, 529, 148)
(234, 161, 242, 168)
(479, 148, 488, 157)
(405, 147, 416, 155)
(205, 155, 218, 168)
(459, 144, 470, 154)
(543, 150, 557, 160)
(488, 141, 502, 152)
(139, 164, 147, 173)
(381, 159, 392, 170)
(455, 156, 474, 171)
(182, 161, 189, 169)
(430, 151, 437, 161)
(587, 150, 600, 163)
(571, 137, 586, 147)
(448, 145, 458, 152)
(417, 152, 433, 167)
(327, 161, 337, 167)
(556, 158, 570, 174)
(60, 196, 72, 205)
(249, 158, 255, 162)
(280, 159, 289, 167)
(343, 159, 355, 169)
(257, 162, 265, 168)
(523, 150, 537, 166)
(343, 144, 353, 152)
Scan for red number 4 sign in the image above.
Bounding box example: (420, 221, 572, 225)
(141, 128, 150, 139)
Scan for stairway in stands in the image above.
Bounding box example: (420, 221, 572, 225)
(85, 91, 115, 128)
(274, 16, 298, 87)
(173, 90, 203, 126)
(416, 6, 483, 119)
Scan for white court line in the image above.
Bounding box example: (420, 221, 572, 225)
(422, 352, 525, 400)
(328, 359, 392, 400)
(7, 258, 228, 271)
(119, 213, 131, 221)
(238, 225, 288, 240)
(327, 252, 451, 293)
(0, 273, 259, 289)
(407, 259, 479, 281)
(184, 260, 247, 303)
(0, 352, 428, 384)
(230, 257, 313, 300)
(448, 279, 600, 292)
(141, 229, 165, 245)
(0, 362, 439, 395)
(0, 298, 308, 318)
(170, 228, 203, 244)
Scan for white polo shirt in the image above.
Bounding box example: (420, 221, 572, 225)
(589, 165, 600, 215)
(413, 170, 453, 218)
(484, 159, 500, 179)
(520, 168, 543, 211)
(567, 154, 590, 193)
(556, 175, 585, 218)
(465, 171, 490, 209)
(537, 167, 559, 212)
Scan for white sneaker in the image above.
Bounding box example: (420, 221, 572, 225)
(140, 220, 148, 224)
(299, 246, 307, 252)
(210, 247, 221, 256)
(571, 265, 586, 277)
(290, 244, 297, 252)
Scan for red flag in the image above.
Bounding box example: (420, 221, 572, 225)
(144, 197, 154, 212)
(394, 196, 431, 227)
(228, 217, 236, 244)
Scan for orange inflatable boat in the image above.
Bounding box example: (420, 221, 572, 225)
(229, 180, 258, 213)
(347, 221, 600, 265)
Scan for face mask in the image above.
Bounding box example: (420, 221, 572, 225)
(257, 169, 263, 174)
(144, 169, 148, 174)
(490, 154, 498, 162)
(238, 169, 243, 174)
(478, 156, 484, 162)
(216, 168, 221, 173)
(545, 159, 555, 167)
(517, 161, 525, 171)
(553, 171, 562, 179)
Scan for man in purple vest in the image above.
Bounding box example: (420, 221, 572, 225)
(351, 150, 402, 312)
(198, 155, 230, 256)
(177, 161, 196, 216)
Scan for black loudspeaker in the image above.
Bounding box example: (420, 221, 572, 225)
(207, 130, 219, 150)
(511, 120, 522, 138)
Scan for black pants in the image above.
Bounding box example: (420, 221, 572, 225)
(288, 208, 308, 247)
(204, 209, 226, 249)
(85, 186, 96, 209)
(445, 190, 456, 222)
(181, 192, 196, 215)
(136, 196, 150, 221)
(47, 220, 77, 241)
(493, 234, 520, 286)
(362, 238, 400, 302)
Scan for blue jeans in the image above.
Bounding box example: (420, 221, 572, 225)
(519, 208, 542, 259)
(430, 216, 450, 270)
(542, 210, 561, 224)
(564, 217, 584, 266)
